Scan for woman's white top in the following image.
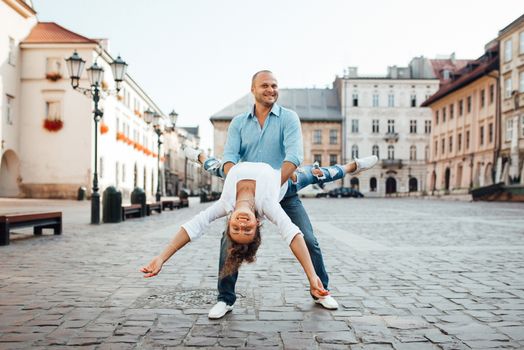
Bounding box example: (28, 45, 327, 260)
(181, 162, 302, 245)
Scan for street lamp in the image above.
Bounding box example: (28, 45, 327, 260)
(145, 109, 166, 202)
(66, 51, 128, 224)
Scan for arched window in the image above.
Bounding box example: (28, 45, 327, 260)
(372, 145, 379, 159)
(370, 177, 377, 192)
(351, 145, 359, 159)
(410, 145, 417, 160)
(409, 177, 418, 192)
(387, 145, 395, 160)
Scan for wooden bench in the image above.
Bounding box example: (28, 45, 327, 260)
(122, 204, 143, 221)
(0, 212, 62, 246)
(146, 202, 162, 216)
(162, 200, 175, 211)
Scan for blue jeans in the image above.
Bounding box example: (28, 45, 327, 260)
(205, 159, 341, 305)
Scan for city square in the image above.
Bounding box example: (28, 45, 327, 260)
(1, 197, 524, 349)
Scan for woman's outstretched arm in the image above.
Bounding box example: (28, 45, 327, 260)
(140, 227, 191, 278)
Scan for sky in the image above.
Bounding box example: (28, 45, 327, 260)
(33, 0, 524, 151)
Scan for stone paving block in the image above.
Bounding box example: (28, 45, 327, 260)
(316, 330, 358, 344)
(498, 326, 524, 340)
(183, 336, 218, 346)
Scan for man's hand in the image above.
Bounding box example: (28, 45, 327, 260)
(140, 256, 164, 278)
(309, 275, 329, 299)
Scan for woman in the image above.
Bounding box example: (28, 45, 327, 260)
(140, 150, 377, 300)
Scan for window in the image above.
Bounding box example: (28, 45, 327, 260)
(8, 37, 16, 65)
(425, 145, 429, 160)
(466, 130, 470, 149)
(480, 126, 484, 146)
(458, 133, 462, 151)
(352, 93, 358, 107)
(409, 145, 417, 160)
(449, 136, 453, 153)
(435, 110, 439, 125)
(434, 140, 438, 156)
(351, 119, 359, 133)
(45, 101, 61, 120)
(520, 71, 524, 93)
(521, 116, 524, 137)
(351, 145, 359, 159)
(459, 100, 463, 116)
(372, 144, 379, 159)
(442, 107, 446, 122)
(410, 120, 417, 134)
(329, 154, 337, 166)
(449, 104, 454, 119)
(489, 84, 495, 104)
(410, 94, 417, 107)
(313, 129, 322, 144)
(387, 145, 394, 160)
(388, 94, 395, 107)
(122, 164, 126, 183)
(100, 157, 104, 179)
(504, 38, 512, 63)
(329, 129, 338, 144)
(5, 95, 14, 124)
(314, 154, 322, 166)
(115, 162, 120, 186)
(372, 119, 379, 133)
(425, 120, 431, 134)
(520, 31, 524, 55)
(387, 119, 395, 133)
(441, 138, 445, 155)
(480, 89, 485, 108)
(372, 94, 379, 107)
(488, 123, 493, 143)
(506, 118, 513, 141)
(467, 96, 472, 113)
(46, 57, 62, 76)
(505, 77, 513, 98)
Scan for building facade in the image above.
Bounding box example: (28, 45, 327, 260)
(422, 43, 499, 193)
(334, 63, 440, 196)
(1, 19, 176, 200)
(0, 0, 37, 196)
(209, 89, 343, 192)
(498, 14, 524, 184)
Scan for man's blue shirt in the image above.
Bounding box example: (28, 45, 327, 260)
(222, 104, 304, 170)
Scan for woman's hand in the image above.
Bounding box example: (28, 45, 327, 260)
(140, 256, 164, 278)
(309, 275, 329, 299)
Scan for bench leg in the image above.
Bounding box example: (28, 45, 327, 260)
(0, 222, 9, 246)
(54, 222, 62, 235)
(34, 226, 43, 235)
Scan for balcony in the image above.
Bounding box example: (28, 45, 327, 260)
(384, 132, 399, 142)
(382, 159, 403, 169)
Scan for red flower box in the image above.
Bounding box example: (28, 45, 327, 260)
(43, 119, 63, 132)
(100, 123, 109, 134)
(45, 72, 62, 81)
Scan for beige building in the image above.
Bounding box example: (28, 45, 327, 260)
(422, 42, 499, 193)
(498, 14, 524, 184)
(209, 89, 343, 192)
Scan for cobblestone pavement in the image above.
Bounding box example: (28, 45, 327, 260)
(1, 197, 524, 349)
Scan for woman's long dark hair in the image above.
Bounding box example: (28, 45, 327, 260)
(220, 214, 262, 278)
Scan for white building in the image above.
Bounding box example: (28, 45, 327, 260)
(334, 61, 440, 196)
(0, 0, 37, 196)
(1, 18, 174, 200)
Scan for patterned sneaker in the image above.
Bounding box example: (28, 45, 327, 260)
(349, 155, 378, 176)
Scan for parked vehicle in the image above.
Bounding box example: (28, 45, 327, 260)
(328, 187, 364, 198)
(298, 184, 328, 198)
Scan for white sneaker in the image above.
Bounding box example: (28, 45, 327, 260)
(208, 301, 233, 319)
(184, 146, 202, 163)
(349, 155, 378, 176)
(314, 295, 339, 310)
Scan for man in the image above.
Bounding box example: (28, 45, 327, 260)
(208, 70, 338, 319)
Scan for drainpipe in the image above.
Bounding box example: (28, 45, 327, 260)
(487, 59, 501, 184)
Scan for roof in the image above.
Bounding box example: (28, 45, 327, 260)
(498, 14, 524, 38)
(429, 58, 472, 81)
(22, 22, 98, 44)
(421, 49, 499, 107)
(210, 88, 343, 122)
(180, 126, 199, 137)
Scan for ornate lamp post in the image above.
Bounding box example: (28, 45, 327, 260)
(145, 109, 168, 202)
(66, 51, 128, 224)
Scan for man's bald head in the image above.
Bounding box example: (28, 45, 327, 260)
(251, 70, 274, 87)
